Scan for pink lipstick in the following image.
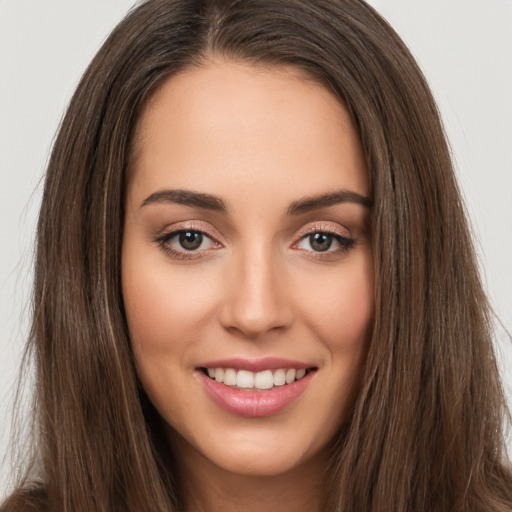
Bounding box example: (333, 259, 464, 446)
(196, 358, 316, 417)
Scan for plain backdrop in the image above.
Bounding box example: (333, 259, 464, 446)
(1, 0, 511, 498)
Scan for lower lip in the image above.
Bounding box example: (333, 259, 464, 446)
(197, 370, 313, 417)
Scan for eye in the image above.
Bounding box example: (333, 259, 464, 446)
(155, 228, 221, 258)
(307, 232, 334, 252)
(295, 231, 354, 253)
(163, 230, 216, 251)
(175, 231, 207, 251)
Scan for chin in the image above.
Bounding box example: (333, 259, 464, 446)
(213, 445, 310, 477)
(168, 418, 333, 480)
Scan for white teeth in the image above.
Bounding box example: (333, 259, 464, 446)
(273, 369, 286, 386)
(205, 367, 309, 389)
(255, 370, 274, 390)
(285, 368, 296, 384)
(236, 369, 254, 388)
(223, 368, 237, 386)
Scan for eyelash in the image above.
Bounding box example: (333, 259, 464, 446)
(293, 226, 355, 257)
(154, 224, 355, 260)
(154, 223, 220, 260)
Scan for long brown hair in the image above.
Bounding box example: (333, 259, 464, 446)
(3, 0, 511, 510)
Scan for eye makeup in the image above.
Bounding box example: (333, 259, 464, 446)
(153, 221, 223, 260)
(152, 218, 356, 262)
(291, 221, 355, 257)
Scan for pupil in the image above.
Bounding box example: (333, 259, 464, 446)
(310, 233, 332, 252)
(179, 231, 203, 250)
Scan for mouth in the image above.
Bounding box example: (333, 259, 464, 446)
(200, 366, 314, 391)
(196, 358, 318, 417)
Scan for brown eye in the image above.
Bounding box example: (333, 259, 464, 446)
(155, 226, 221, 259)
(179, 231, 203, 250)
(309, 233, 332, 252)
(295, 230, 355, 255)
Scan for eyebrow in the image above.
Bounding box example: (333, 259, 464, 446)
(286, 190, 372, 215)
(140, 188, 372, 215)
(140, 189, 227, 212)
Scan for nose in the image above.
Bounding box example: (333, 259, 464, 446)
(218, 245, 293, 340)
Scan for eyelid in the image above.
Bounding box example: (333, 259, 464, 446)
(293, 221, 352, 241)
(155, 220, 222, 243)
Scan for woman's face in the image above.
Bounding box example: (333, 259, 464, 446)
(122, 60, 373, 478)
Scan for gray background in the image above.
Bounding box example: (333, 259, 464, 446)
(1, 0, 511, 497)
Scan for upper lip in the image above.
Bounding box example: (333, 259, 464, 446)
(197, 357, 314, 373)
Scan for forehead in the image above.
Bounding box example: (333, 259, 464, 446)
(128, 59, 369, 209)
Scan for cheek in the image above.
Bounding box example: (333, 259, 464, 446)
(122, 255, 214, 424)
(122, 256, 218, 356)
(303, 257, 374, 424)
(297, 256, 374, 354)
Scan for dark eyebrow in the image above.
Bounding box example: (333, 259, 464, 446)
(286, 190, 372, 215)
(140, 189, 227, 212)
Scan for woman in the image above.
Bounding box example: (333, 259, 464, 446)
(2, 0, 511, 510)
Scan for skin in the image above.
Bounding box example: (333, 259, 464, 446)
(122, 59, 374, 512)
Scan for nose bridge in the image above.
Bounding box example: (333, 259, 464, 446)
(219, 239, 291, 338)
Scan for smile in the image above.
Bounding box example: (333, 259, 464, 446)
(196, 358, 317, 417)
(203, 367, 308, 390)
